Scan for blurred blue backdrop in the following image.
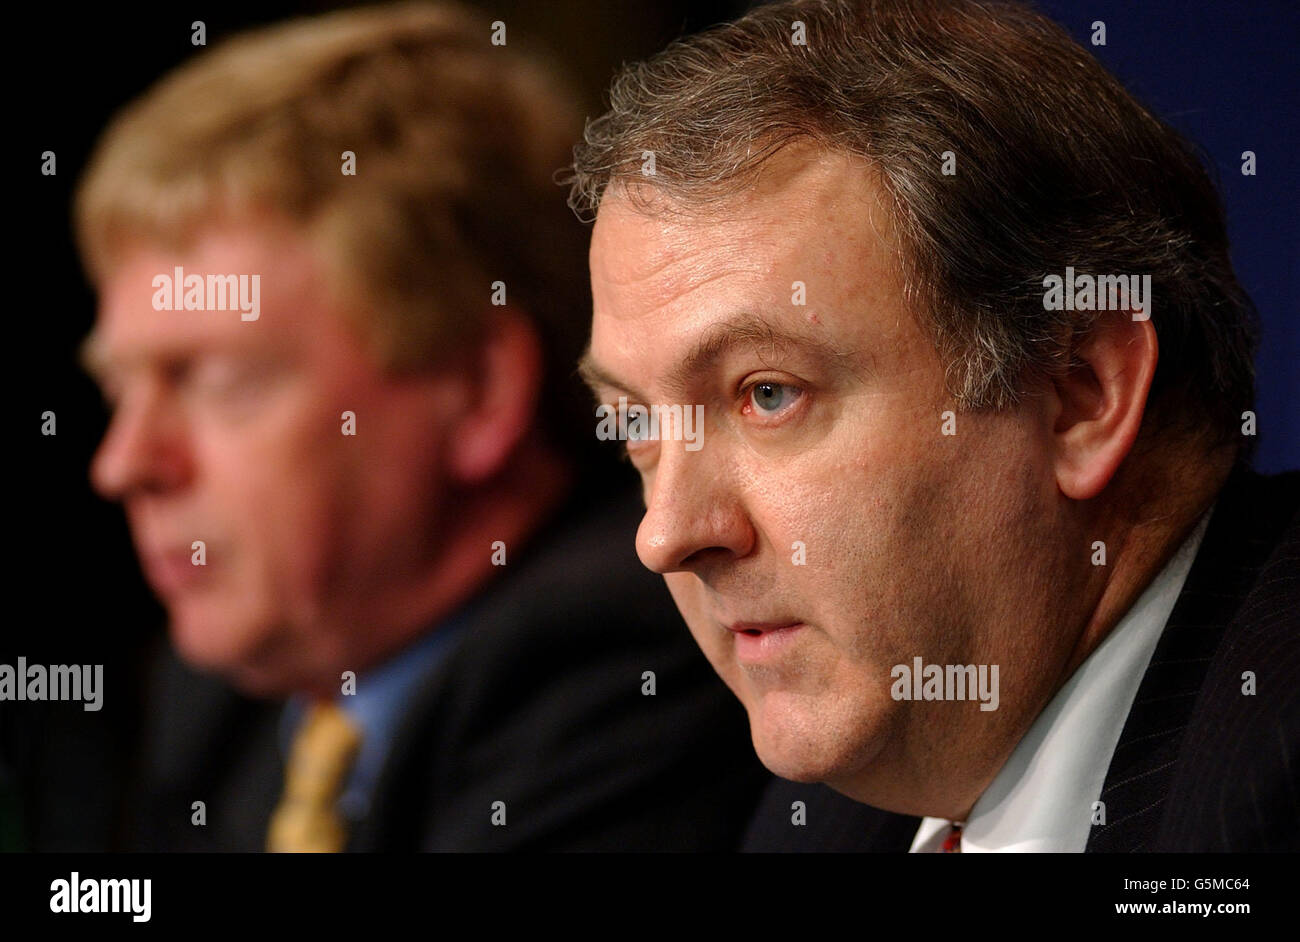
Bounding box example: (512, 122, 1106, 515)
(1037, 0, 1297, 471)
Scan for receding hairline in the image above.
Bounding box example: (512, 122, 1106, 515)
(581, 135, 889, 224)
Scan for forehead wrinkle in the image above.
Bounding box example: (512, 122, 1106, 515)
(616, 254, 768, 324)
(595, 202, 765, 305)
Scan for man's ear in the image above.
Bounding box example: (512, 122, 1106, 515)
(1050, 312, 1158, 500)
(446, 306, 543, 485)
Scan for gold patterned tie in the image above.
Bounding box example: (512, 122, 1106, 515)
(266, 700, 362, 853)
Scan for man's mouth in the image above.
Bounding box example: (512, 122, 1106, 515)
(141, 546, 211, 594)
(725, 620, 807, 663)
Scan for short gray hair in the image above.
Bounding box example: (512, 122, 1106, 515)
(568, 0, 1257, 455)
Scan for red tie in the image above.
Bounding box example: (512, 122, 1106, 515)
(941, 822, 963, 853)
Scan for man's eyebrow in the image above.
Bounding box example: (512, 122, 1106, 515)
(579, 311, 868, 403)
(663, 312, 867, 394)
(577, 351, 651, 403)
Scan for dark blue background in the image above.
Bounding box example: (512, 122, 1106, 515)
(1037, 0, 1297, 471)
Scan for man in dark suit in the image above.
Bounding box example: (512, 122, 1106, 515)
(569, 0, 1298, 851)
(124, 480, 760, 852)
(26, 2, 763, 851)
(741, 464, 1299, 852)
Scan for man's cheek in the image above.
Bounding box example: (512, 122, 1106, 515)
(663, 577, 710, 637)
(663, 572, 699, 618)
(666, 579, 734, 667)
(257, 502, 337, 621)
(680, 609, 725, 663)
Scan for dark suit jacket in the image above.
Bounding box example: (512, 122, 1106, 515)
(743, 466, 1300, 852)
(34, 482, 767, 851)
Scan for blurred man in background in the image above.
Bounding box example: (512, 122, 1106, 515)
(49, 1, 762, 851)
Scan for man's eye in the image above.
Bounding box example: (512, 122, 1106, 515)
(745, 381, 802, 416)
(192, 366, 236, 394)
(625, 415, 651, 441)
(189, 360, 264, 399)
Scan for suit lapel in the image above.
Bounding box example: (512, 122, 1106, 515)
(132, 645, 283, 851)
(741, 778, 920, 851)
(1086, 467, 1274, 851)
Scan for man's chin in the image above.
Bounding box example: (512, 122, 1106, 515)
(166, 610, 284, 696)
(750, 735, 847, 785)
(745, 695, 855, 784)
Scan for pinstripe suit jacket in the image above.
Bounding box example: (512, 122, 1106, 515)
(743, 466, 1300, 852)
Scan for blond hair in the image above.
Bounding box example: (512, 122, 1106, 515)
(76, 1, 589, 405)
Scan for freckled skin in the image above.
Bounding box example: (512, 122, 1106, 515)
(588, 148, 1095, 818)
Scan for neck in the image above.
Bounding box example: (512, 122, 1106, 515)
(1055, 447, 1230, 689)
(298, 440, 573, 699)
(923, 445, 1231, 822)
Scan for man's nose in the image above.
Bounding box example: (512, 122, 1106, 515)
(635, 444, 755, 575)
(90, 386, 193, 500)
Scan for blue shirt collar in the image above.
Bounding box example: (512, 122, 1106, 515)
(279, 614, 470, 822)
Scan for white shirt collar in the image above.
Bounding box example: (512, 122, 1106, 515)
(910, 509, 1213, 852)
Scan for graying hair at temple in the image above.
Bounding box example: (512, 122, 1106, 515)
(567, 0, 1258, 458)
